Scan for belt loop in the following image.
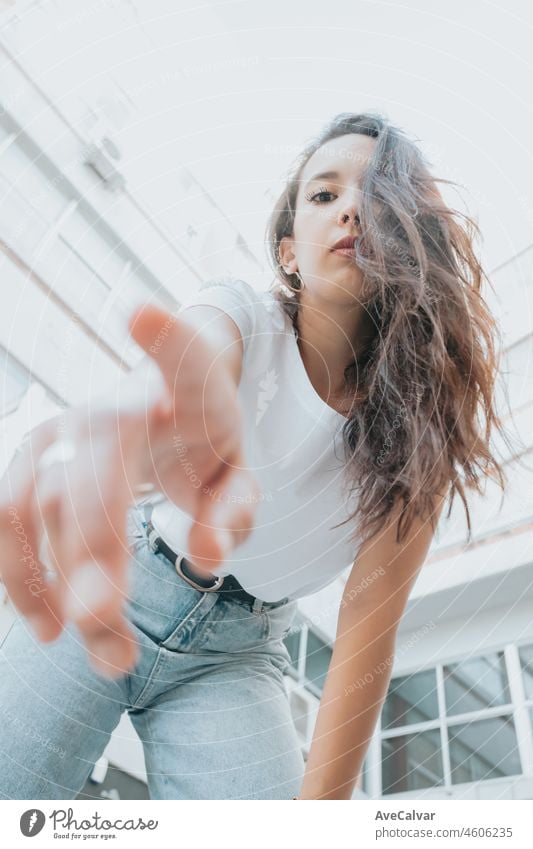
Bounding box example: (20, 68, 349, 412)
(147, 526, 160, 553)
(252, 597, 264, 614)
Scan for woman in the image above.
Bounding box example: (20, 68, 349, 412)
(0, 112, 505, 800)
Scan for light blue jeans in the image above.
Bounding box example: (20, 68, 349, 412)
(0, 505, 304, 799)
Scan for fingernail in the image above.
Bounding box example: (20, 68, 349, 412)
(215, 530, 233, 561)
(64, 562, 115, 620)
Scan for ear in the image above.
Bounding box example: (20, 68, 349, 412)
(278, 236, 298, 274)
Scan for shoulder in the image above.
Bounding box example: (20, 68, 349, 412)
(193, 276, 288, 334)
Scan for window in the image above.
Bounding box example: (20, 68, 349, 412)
(380, 647, 525, 796)
(381, 669, 439, 730)
(444, 652, 510, 715)
(519, 644, 533, 700)
(305, 630, 333, 694)
(283, 628, 301, 669)
(282, 617, 333, 696)
(382, 729, 443, 794)
(448, 716, 521, 784)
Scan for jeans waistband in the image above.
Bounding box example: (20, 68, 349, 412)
(139, 503, 289, 614)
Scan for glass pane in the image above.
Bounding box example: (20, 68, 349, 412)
(444, 652, 510, 716)
(519, 644, 533, 699)
(448, 716, 521, 784)
(360, 756, 372, 796)
(382, 729, 443, 794)
(382, 669, 439, 730)
(305, 631, 332, 692)
(354, 758, 367, 794)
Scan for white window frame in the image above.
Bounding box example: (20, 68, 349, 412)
(375, 642, 533, 797)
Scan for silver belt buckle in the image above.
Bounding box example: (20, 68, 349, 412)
(175, 554, 224, 592)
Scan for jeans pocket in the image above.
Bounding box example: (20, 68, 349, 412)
(264, 600, 298, 642)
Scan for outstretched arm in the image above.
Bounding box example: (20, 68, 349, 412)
(0, 301, 257, 678)
(298, 493, 446, 800)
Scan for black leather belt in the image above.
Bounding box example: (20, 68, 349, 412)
(139, 503, 288, 612)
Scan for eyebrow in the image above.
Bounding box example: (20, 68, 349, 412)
(304, 170, 340, 188)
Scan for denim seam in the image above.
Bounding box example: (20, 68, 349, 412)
(142, 705, 162, 799)
(159, 592, 213, 648)
(130, 646, 165, 709)
(261, 612, 271, 641)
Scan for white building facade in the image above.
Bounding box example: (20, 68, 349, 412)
(0, 0, 532, 801)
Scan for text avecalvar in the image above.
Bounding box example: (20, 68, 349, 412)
(375, 811, 436, 821)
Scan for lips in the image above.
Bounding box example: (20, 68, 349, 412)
(331, 235, 357, 252)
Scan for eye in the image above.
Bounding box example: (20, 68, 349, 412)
(304, 185, 337, 203)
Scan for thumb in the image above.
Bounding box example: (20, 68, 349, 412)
(128, 303, 196, 387)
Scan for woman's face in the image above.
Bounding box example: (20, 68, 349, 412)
(280, 133, 376, 302)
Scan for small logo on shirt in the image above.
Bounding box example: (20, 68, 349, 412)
(256, 368, 279, 425)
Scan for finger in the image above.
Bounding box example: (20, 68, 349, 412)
(59, 434, 138, 677)
(187, 450, 260, 574)
(0, 424, 64, 641)
(128, 304, 185, 393)
(0, 502, 64, 642)
(33, 460, 68, 603)
(128, 304, 235, 432)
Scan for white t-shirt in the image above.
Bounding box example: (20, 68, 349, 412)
(150, 276, 362, 601)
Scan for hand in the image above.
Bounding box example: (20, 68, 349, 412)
(0, 305, 259, 677)
(126, 304, 260, 572)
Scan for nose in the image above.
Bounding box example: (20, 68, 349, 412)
(337, 200, 360, 229)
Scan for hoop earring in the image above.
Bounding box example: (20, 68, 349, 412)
(279, 265, 305, 295)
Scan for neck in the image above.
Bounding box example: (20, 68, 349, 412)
(295, 293, 373, 402)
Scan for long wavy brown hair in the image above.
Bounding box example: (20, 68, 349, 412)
(265, 112, 509, 545)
